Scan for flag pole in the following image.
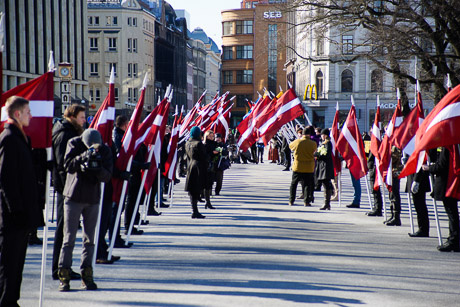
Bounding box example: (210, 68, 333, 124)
(126, 146, 155, 245)
(338, 172, 342, 207)
(39, 147, 52, 307)
(169, 181, 174, 208)
(108, 156, 133, 261)
(364, 174, 373, 210)
(427, 157, 443, 245)
(157, 167, 161, 210)
(407, 191, 415, 234)
(138, 187, 152, 228)
(92, 183, 105, 267)
(381, 184, 387, 221)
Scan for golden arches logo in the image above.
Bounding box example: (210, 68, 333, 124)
(303, 84, 318, 100)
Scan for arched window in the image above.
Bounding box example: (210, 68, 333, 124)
(371, 69, 383, 92)
(341, 69, 353, 92)
(315, 70, 324, 97)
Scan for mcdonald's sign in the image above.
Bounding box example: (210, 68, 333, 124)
(303, 84, 318, 100)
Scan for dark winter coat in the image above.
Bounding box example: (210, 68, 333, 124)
(112, 126, 125, 154)
(428, 147, 450, 201)
(0, 124, 44, 231)
(52, 119, 81, 193)
(314, 139, 334, 181)
(184, 139, 207, 194)
(63, 136, 113, 204)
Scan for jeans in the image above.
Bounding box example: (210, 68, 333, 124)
(351, 173, 361, 205)
(59, 199, 99, 270)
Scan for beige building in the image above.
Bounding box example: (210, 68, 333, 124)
(87, 0, 157, 114)
(1, 0, 89, 115)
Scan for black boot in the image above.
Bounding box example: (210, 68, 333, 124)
(386, 212, 401, 226)
(204, 189, 215, 209)
(383, 208, 394, 224)
(320, 190, 332, 210)
(81, 267, 98, 290)
(191, 194, 205, 219)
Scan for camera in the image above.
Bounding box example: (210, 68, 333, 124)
(83, 146, 102, 171)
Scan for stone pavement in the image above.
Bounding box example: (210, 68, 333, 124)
(20, 162, 460, 307)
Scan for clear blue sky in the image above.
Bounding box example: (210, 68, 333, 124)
(167, 0, 242, 48)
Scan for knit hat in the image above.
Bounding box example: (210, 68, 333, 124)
(81, 128, 102, 148)
(321, 128, 330, 136)
(190, 126, 201, 140)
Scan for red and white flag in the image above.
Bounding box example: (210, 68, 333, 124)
(163, 106, 181, 181)
(377, 89, 403, 187)
(143, 97, 170, 194)
(179, 90, 207, 136)
(211, 103, 233, 140)
(336, 98, 368, 180)
(331, 102, 342, 177)
(370, 97, 383, 190)
(392, 82, 424, 156)
(237, 95, 272, 152)
(400, 83, 460, 200)
(89, 68, 115, 146)
(1, 71, 54, 149)
(0, 13, 4, 104)
(256, 88, 305, 145)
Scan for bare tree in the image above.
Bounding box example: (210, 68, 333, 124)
(283, 0, 460, 107)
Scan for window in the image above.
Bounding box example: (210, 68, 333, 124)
(114, 87, 119, 102)
(128, 38, 137, 52)
(128, 88, 132, 102)
(342, 35, 353, 55)
(223, 22, 233, 35)
(95, 88, 101, 101)
(316, 37, 324, 56)
(94, 16, 99, 25)
(89, 38, 98, 51)
(128, 63, 132, 77)
(89, 89, 94, 101)
(223, 46, 233, 60)
(341, 69, 353, 92)
(371, 69, 383, 92)
(133, 63, 138, 77)
(315, 70, 324, 97)
(223, 71, 233, 84)
(128, 63, 138, 77)
(108, 63, 117, 76)
(245, 2, 251, 8)
(133, 38, 137, 52)
(236, 70, 253, 84)
(88, 16, 93, 25)
(113, 16, 118, 25)
(128, 38, 132, 52)
(133, 17, 137, 27)
(106, 16, 112, 25)
(236, 20, 253, 34)
(133, 88, 138, 101)
(236, 45, 253, 59)
(90, 63, 99, 76)
(108, 38, 117, 51)
(128, 17, 132, 26)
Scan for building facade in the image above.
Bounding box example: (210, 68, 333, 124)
(87, 0, 157, 115)
(1, 0, 89, 116)
(221, 0, 287, 125)
(291, 5, 434, 132)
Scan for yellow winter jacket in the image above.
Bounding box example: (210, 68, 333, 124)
(289, 136, 317, 173)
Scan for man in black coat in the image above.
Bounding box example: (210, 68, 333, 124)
(0, 96, 44, 306)
(51, 104, 86, 280)
(422, 147, 460, 252)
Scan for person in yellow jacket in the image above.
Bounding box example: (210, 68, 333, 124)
(288, 127, 317, 206)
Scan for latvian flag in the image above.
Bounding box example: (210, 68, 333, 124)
(1, 71, 54, 148)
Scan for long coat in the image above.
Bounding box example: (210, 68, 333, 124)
(314, 139, 334, 181)
(428, 147, 450, 201)
(184, 139, 207, 195)
(0, 124, 44, 230)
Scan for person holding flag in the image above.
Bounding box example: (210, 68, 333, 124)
(185, 127, 207, 219)
(0, 96, 44, 306)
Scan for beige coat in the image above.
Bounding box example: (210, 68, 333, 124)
(289, 136, 317, 173)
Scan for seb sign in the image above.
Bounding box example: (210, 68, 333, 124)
(263, 11, 282, 19)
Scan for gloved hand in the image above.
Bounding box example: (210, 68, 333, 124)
(141, 162, 151, 170)
(120, 171, 131, 181)
(411, 181, 420, 194)
(401, 156, 408, 165)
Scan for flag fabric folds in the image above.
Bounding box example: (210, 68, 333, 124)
(163, 108, 181, 181)
(331, 102, 342, 177)
(370, 98, 382, 190)
(89, 69, 116, 146)
(1, 71, 54, 148)
(336, 103, 368, 180)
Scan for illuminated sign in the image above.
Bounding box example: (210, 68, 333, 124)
(303, 84, 318, 100)
(263, 11, 282, 19)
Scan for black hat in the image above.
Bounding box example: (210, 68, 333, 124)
(321, 128, 330, 136)
(215, 133, 222, 138)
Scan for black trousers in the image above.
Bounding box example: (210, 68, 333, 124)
(0, 228, 29, 307)
(443, 197, 459, 245)
(389, 176, 401, 213)
(125, 179, 142, 229)
(189, 192, 200, 214)
(369, 170, 383, 209)
(97, 183, 114, 259)
(289, 172, 314, 204)
(52, 192, 65, 275)
(215, 170, 224, 195)
(412, 191, 429, 234)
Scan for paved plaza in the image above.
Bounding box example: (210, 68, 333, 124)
(20, 162, 460, 307)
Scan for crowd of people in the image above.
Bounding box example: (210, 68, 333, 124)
(0, 97, 459, 306)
